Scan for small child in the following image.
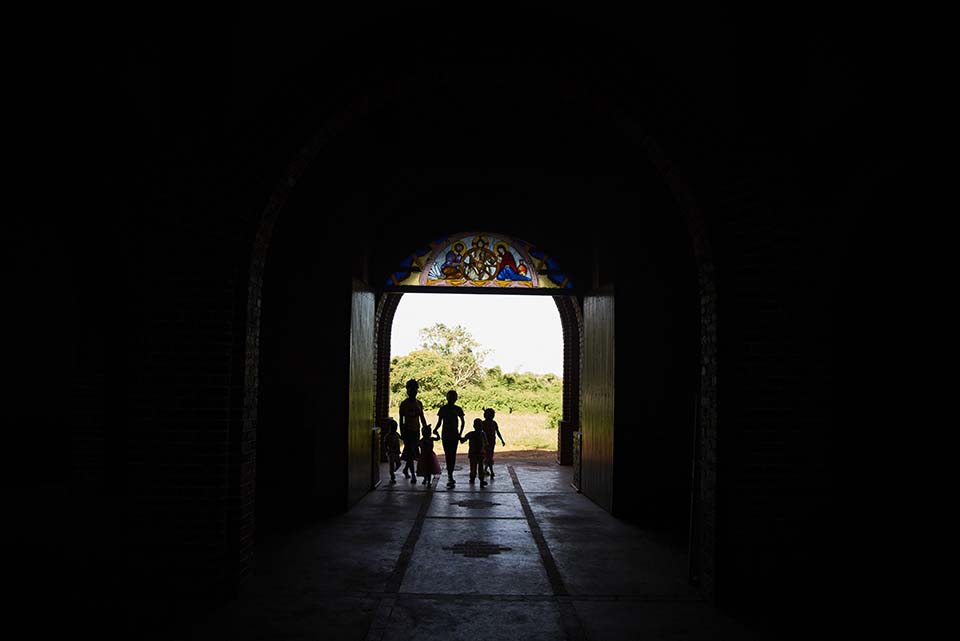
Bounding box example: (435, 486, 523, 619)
(481, 408, 505, 479)
(460, 418, 488, 487)
(416, 425, 442, 487)
(383, 418, 402, 484)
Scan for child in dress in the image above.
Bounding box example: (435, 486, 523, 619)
(383, 418, 402, 484)
(416, 425, 442, 487)
(481, 408, 505, 479)
(460, 418, 488, 487)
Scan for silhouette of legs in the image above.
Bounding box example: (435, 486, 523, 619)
(469, 456, 487, 486)
(442, 438, 458, 486)
(389, 454, 400, 483)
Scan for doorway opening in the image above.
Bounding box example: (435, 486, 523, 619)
(389, 292, 564, 458)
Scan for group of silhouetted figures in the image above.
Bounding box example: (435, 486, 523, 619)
(383, 379, 506, 488)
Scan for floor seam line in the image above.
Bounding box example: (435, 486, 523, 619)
(509, 464, 589, 641)
(365, 486, 434, 640)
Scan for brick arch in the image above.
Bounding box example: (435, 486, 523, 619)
(554, 295, 583, 428)
(374, 292, 403, 428)
(638, 135, 717, 598)
(237, 98, 372, 580)
(239, 68, 718, 600)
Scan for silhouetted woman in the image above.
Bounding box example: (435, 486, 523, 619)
(434, 389, 465, 487)
(399, 379, 428, 483)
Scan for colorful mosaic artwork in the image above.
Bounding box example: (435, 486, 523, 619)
(386, 232, 572, 289)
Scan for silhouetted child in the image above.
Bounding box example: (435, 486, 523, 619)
(434, 389, 465, 488)
(481, 408, 505, 479)
(399, 379, 428, 483)
(383, 418, 402, 484)
(460, 418, 488, 487)
(416, 425, 442, 487)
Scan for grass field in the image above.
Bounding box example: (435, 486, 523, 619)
(389, 409, 557, 452)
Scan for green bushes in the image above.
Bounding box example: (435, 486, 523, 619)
(390, 365, 562, 415)
(389, 324, 562, 421)
(390, 338, 563, 418)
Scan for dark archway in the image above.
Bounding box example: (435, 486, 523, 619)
(59, 15, 873, 637)
(241, 66, 717, 599)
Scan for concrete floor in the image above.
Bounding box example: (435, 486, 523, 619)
(174, 456, 757, 640)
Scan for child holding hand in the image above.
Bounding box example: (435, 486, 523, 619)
(481, 408, 505, 479)
(416, 425, 442, 487)
(384, 418, 402, 484)
(460, 418, 488, 487)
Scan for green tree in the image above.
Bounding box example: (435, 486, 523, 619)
(390, 349, 452, 411)
(418, 323, 490, 388)
(389, 325, 562, 428)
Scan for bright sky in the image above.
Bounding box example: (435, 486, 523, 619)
(391, 293, 563, 376)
